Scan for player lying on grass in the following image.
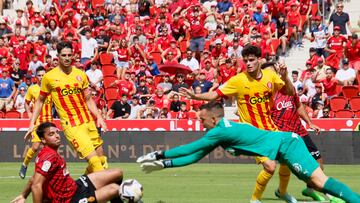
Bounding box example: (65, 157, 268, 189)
(11, 122, 139, 203)
(137, 102, 360, 203)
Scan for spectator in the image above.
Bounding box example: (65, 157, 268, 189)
(301, 96, 314, 118)
(95, 27, 110, 53)
(162, 39, 181, 62)
(313, 57, 330, 82)
(33, 36, 48, 62)
(137, 78, 149, 103)
(217, 0, 233, 15)
(321, 106, 331, 118)
(291, 70, 302, 92)
(172, 73, 189, 92)
(286, 2, 302, 47)
(0, 19, 13, 38)
(129, 36, 147, 63)
(227, 37, 243, 59)
(107, 94, 131, 119)
(151, 87, 169, 109)
(309, 15, 329, 58)
(77, 28, 98, 64)
(170, 93, 181, 112)
(27, 18, 46, 42)
(10, 60, 24, 87)
(328, 2, 351, 35)
(219, 58, 236, 83)
(170, 12, 186, 42)
(310, 83, 327, 110)
(202, 59, 216, 82)
(320, 68, 338, 99)
(28, 56, 44, 77)
(313, 100, 325, 119)
(14, 86, 27, 114)
(128, 96, 142, 119)
(129, 25, 147, 46)
(138, 99, 159, 119)
(135, 62, 152, 79)
(276, 14, 287, 56)
(190, 86, 206, 112)
(110, 71, 136, 100)
(345, 34, 360, 71)
(325, 26, 347, 70)
(335, 58, 356, 86)
(86, 61, 103, 90)
(308, 47, 321, 69)
(180, 49, 200, 73)
(192, 70, 213, 93)
(176, 101, 189, 119)
(147, 56, 160, 76)
(0, 68, 16, 112)
(111, 38, 130, 79)
(211, 39, 227, 61)
(13, 7, 28, 29)
(157, 74, 172, 93)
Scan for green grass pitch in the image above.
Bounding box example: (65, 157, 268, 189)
(1, 163, 359, 203)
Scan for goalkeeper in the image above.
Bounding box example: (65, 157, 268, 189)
(137, 102, 360, 203)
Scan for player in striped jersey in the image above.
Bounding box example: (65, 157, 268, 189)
(180, 45, 296, 203)
(25, 41, 108, 174)
(20, 66, 53, 179)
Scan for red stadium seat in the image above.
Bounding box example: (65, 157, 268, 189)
(335, 85, 343, 96)
(342, 86, 359, 99)
(22, 112, 29, 119)
(102, 65, 116, 77)
(271, 39, 280, 52)
(105, 88, 118, 101)
(5, 110, 21, 118)
(0, 111, 4, 118)
(188, 111, 197, 119)
(334, 110, 354, 118)
(179, 40, 188, 53)
(99, 53, 113, 65)
(92, 0, 104, 8)
(170, 111, 177, 119)
(349, 96, 360, 111)
(329, 96, 347, 111)
(354, 110, 360, 118)
(151, 52, 162, 64)
(103, 76, 117, 89)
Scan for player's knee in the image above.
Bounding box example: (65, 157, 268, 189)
(263, 161, 276, 174)
(112, 168, 123, 182)
(32, 142, 41, 152)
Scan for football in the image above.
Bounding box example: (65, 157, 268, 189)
(119, 179, 143, 203)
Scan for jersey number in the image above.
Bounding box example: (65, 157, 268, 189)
(72, 139, 79, 149)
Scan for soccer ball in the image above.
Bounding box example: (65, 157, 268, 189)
(119, 179, 143, 203)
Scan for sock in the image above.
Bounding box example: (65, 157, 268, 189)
(84, 165, 92, 175)
(100, 156, 108, 169)
(323, 177, 360, 203)
(278, 164, 291, 195)
(23, 148, 35, 166)
(251, 169, 273, 200)
(88, 156, 104, 172)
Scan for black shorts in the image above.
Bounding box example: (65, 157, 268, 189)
(302, 135, 322, 160)
(71, 175, 97, 203)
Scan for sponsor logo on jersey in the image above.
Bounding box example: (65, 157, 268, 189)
(249, 95, 271, 104)
(276, 100, 294, 110)
(41, 160, 51, 172)
(61, 86, 82, 96)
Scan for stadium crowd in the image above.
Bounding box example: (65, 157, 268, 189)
(0, 0, 359, 120)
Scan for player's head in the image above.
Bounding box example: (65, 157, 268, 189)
(199, 102, 224, 130)
(35, 66, 46, 83)
(242, 45, 262, 75)
(36, 122, 61, 148)
(57, 41, 73, 68)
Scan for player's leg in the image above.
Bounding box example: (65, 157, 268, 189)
(88, 121, 108, 169)
(308, 167, 360, 203)
(20, 131, 42, 179)
(275, 164, 297, 203)
(251, 157, 275, 202)
(301, 135, 326, 201)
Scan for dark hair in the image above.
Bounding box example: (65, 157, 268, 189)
(36, 66, 46, 73)
(36, 122, 57, 139)
(261, 62, 276, 69)
(241, 44, 262, 58)
(180, 101, 187, 106)
(292, 70, 299, 75)
(57, 41, 73, 54)
(200, 101, 224, 118)
(326, 68, 334, 73)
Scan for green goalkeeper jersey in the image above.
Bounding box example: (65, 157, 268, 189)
(164, 118, 293, 167)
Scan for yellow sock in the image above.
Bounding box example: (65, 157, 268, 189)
(23, 148, 35, 166)
(251, 169, 273, 200)
(100, 156, 108, 169)
(278, 164, 291, 195)
(88, 156, 104, 172)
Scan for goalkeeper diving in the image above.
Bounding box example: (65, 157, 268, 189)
(137, 102, 360, 203)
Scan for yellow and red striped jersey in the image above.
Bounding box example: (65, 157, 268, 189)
(40, 67, 93, 127)
(25, 84, 53, 124)
(216, 69, 284, 130)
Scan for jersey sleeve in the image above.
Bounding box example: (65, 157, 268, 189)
(216, 76, 239, 97)
(272, 72, 285, 93)
(25, 87, 33, 103)
(82, 71, 89, 90)
(40, 74, 51, 96)
(35, 153, 57, 178)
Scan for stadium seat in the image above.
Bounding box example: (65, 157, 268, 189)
(335, 85, 343, 96)
(102, 65, 116, 77)
(188, 111, 197, 119)
(354, 110, 360, 118)
(105, 88, 118, 101)
(151, 52, 162, 64)
(0, 111, 4, 118)
(103, 76, 117, 89)
(334, 110, 354, 118)
(179, 40, 188, 53)
(329, 96, 347, 111)
(342, 86, 359, 99)
(349, 96, 360, 111)
(22, 112, 29, 119)
(271, 39, 280, 52)
(170, 111, 177, 119)
(99, 53, 113, 65)
(5, 110, 21, 118)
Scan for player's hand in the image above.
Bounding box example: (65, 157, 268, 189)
(140, 161, 164, 174)
(276, 63, 288, 79)
(309, 123, 321, 135)
(97, 116, 107, 133)
(24, 123, 35, 141)
(179, 87, 195, 99)
(136, 151, 162, 163)
(10, 195, 26, 203)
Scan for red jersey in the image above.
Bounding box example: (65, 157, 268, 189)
(177, 111, 189, 119)
(157, 35, 174, 51)
(117, 48, 130, 62)
(33, 43, 47, 62)
(299, 0, 311, 15)
(219, 65, 236, 83)
(211, 46, 227, 59)
(321, 78, 338, 96)
(346, 41, 360, 62)
(152, 94, 170, 109)
(13, 46, 30, 71)
(286, 10, 301, 26)
(327, 36, 347, 56)
(0, 47, 9, 58)
(130, 44, 145, 60)
(35, 146, 77, 202)
(115, 80, 134, 99)
(190, 99, 205, 111)
(186, 13, 206, 38)
(269, 0, 285, 18)
(271, 92, 308, 137)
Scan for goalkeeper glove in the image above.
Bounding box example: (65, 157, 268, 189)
(140, 160, 166, 174)
(136, 151, 164, 163)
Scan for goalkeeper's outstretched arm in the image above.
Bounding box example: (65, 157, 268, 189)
(165, 149, 214, 168)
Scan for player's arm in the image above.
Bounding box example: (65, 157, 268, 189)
(276, 63, 295, 96)
(25, 94, 46, 140)
(11, 176, 34, 203)
(31, 172, 46, 203)
(84, 88, 107, 131)
(180, 87, 220, 100)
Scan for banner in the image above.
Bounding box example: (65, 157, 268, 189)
(0, 119, 359, 132)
